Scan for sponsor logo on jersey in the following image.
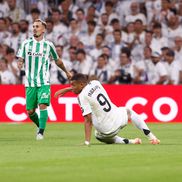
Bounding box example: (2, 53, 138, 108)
(28, 52, 45, 57)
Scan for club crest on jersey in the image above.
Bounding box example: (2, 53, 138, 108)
(41, 93, 49, 99)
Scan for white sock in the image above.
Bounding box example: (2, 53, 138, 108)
(128, 109, 159, 140)
(113, 136, 126, 144)
(147, 132, 156, 140)
(130, 109, 150, 131)
(129, 139, 135, 144)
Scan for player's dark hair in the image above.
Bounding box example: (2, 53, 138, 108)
(71, 73, 89, 83)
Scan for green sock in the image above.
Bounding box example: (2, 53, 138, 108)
(39, 110, 48, 130)
(29, 112, 39, 127)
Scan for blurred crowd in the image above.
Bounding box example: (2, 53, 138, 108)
(0, 0, 182, 85)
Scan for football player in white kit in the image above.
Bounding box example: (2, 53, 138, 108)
(55, 73, 160, 146)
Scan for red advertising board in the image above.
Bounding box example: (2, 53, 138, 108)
(1, 85, 182, 123)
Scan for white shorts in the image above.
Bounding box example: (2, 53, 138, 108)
(95, 107, 128, 139)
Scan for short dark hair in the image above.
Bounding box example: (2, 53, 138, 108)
(6, 47, 15, 54)
(76, 49, 86, 55)
(110, 18, 120, 25)
(87, 20, 96, 26)
(166, 49, 175, 57)
(51, 8, 61, 15)
(76, 8, 85, 15)
(71, 73, 89, 83)
(45, 18, 54, 25)
(31, 8, 40, 14)
(153, 22, 162, 29)
(121, 47, 131, 57)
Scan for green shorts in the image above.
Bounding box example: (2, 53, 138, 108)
(26, 85, 51, 110)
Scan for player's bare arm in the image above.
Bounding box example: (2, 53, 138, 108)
(17, 58, 24, 70)
(54, 87, 73, 98)
(84, 113, 93, 146)
(56, 58, 72, 80)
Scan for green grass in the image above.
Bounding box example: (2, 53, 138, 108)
(0, 123, 182, 182)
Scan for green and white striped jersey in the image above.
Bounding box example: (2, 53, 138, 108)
(17, 37, 59, 87)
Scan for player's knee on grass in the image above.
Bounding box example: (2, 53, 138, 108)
(95, 136, 116, 144)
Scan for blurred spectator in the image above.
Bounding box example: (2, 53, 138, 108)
(4, 22, 22, 52)
(66, 46, 79, 72)
(19, 19, 30, 39)
(151, 22, 168, 53)
(85, 5, 98, 22)
(75, 49, 93, 75)
(50, 45, 71, 84)
(145, 0, 162, 25)
(0, 18, 10, 43)
(45, 18, 55, 43)
(173, 36, 182, 61)
(0, 0, 9, 17)
(109, 29, 127, 65)
(64, 18, 81, 42)
(163, 49, 181, 84)
(26, 8, 41, 24)
(150, 51, 168, 84)
(103, 15, 115, 34)
(105, 18, 127, 44)
(26, 8, 41, 35)
(124, 22, 135, 45)
(0, 44, 9, 58)
(90, 54, 111, 83)
(4, 47, 20, 83)
(101, 45, 116, 71)
(58, 0, 76, 25)
(125, 1, 147, 26)
(74, 8, 87, 33)
(79, 20, 100, 51)
(133, 46, 153, 84)
(0, 57, 16, 84)
(109, 49, 134, 84)
(7, 0, 25, 22)
(51, 8, 68, 45)
(89, 33, 105, 62)
(101, 1, 119, 24)
(163, 13, 182, 47)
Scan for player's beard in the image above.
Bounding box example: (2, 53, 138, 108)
(33, 32, 42, 38)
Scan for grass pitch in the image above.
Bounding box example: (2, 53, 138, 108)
(0, 123, 182, 182)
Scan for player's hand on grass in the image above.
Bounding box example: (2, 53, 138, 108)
(84, 141, 90, 146)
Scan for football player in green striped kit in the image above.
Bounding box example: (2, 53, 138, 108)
(17, 19, 72, 140)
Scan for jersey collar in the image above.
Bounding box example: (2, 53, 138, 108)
(32, 36, 45, 43)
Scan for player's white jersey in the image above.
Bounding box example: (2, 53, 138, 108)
(78, 80, 128, 134)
